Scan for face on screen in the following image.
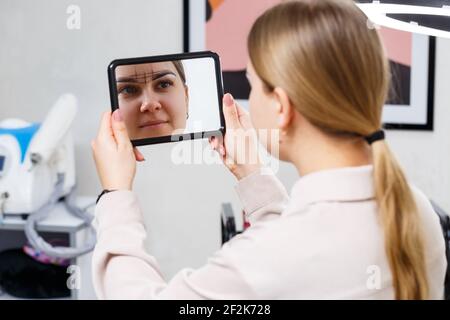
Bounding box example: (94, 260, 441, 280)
(112, 55, 223, 143)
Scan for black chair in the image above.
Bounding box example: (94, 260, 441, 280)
(220, 203, 238, 244)
(431, 201, 450, 300)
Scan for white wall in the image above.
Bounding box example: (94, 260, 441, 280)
(387, 38, 450, 212)
(0, 0, 449, 283)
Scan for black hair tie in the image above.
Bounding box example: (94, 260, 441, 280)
(365, 130, 385, 145)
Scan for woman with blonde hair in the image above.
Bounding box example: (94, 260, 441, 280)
(91, 0, 446, 299)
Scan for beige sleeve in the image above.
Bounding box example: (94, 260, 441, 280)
(235, 168, 290, 225)
(92, 171, 289, 299)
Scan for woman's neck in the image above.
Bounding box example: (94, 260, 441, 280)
(288, 133, 373, 177)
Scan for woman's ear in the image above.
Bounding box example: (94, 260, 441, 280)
(273, 87, 294, 131)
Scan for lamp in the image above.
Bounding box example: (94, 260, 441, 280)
(355, 0, 450, 38)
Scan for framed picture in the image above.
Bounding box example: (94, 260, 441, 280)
(184, 0, 435, 130)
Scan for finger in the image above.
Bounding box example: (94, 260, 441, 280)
(219, 144, 226, 157)
(208, 136, 216, 150)
(97, 111, 114, 143)
(235, 103, 252, 129)
(111, 109, 131, 150)
(222, 93, 240, 129)
(214, 136, 222, 150)
(133, 147, 145, 162)
(210, 135, 223, 150)
(215, 135, 226, 156)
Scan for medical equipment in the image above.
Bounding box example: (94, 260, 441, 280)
(0, 94, 95, 259)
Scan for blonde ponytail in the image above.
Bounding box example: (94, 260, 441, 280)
(372, 141, 428, 299)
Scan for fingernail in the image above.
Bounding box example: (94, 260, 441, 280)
(113, 109, 123, 121)
(223, 93, 234, 107)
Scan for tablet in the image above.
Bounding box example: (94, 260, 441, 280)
(108, 51, 225, 146)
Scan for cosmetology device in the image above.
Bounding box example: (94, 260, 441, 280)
(0, 94, 95, 258)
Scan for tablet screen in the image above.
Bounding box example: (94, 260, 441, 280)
(109, 52, 224, 146)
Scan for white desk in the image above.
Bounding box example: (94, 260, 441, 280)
(0, 196, 97, 300)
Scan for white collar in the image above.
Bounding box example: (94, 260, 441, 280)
(284, 165, 375, 216)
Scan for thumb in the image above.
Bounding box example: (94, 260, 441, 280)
(133, 147, 145, 162)
(235, 103, 252, 129)
(111, 109, 131, 149)
(222, 93, 240, 129)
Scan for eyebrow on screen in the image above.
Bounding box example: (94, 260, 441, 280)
(117, 70, 176, 83)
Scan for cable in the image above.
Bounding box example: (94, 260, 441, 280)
(24, 174, 96, 259)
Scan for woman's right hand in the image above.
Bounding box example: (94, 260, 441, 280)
(209, 93, 261, 180)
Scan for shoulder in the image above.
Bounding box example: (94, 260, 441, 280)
(216, 207, 376, 298)
(409, 185, 445, 255)
(410, 185, 441, 229)
(409, 185, 447, 298)
(215, 217, 312, 298)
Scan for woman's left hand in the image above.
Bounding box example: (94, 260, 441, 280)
(91, 109, 145, 191)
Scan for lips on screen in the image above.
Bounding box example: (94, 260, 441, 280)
(115, 57, 222, 141)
